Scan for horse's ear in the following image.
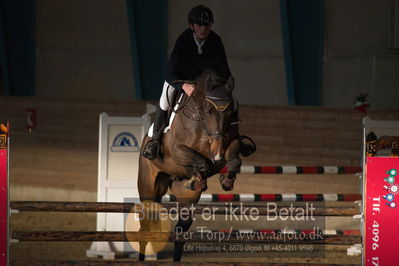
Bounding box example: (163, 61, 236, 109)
(204, 73, 214, 91)
(225, 75, 235, 92)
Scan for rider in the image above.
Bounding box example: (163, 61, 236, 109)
(142, 5, 256, 160)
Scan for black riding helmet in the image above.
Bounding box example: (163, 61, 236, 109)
(188, 5, 214, 25)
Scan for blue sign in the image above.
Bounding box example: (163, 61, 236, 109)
(111, 132, 140, 152)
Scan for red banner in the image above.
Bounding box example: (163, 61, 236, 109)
(365, 157, 399, 265)
(0, 148, 8, 265)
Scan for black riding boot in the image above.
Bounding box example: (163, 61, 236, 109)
(231, 111, 257, 157)
(142, 106, 168, 160)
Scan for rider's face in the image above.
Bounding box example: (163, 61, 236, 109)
(190, 23, 211, 41)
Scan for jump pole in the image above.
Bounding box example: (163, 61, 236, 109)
(10, 231, 361, 245)
(9, 201, 360, 216)
(220, 165, 362, 174)
(0, 122, 9, 266)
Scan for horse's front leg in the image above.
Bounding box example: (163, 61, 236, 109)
(172, 144, 212, 191)
(220, 139, 241, 191)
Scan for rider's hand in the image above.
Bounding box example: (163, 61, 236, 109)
(182, 83, 195, 96)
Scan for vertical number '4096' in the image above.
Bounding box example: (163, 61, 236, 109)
(372, 220, 379, 251)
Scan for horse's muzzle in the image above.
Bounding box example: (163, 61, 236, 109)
(209, 136, 225, 163)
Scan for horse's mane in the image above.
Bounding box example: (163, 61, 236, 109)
(197, 70, 226, 84)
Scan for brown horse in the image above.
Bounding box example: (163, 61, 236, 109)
(137, 71, 241, 261)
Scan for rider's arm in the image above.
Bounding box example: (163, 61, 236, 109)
(182, 83, 195, 96)
(165, 32, 186, 93)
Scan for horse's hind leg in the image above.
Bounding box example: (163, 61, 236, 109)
(138, 241, 147, 261)
(138, 208, 149, 261)
(139, 172, 170, 261)
(220, 139, 241, 191)
(174, 213, 193, 261)
(138, 200, 150, 261)
(138, 154, 170, 260)
(170, 181, 201, 261)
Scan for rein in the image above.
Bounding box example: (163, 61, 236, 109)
(167, 80, 195, 113)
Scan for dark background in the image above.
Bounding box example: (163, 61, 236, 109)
(1, 0, 398, 107)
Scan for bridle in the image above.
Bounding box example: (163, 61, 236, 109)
(168, 79, 233, 141)
(192, 94, 232, 140)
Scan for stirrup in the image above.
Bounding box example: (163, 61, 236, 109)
(142, 139, 160, 160)
(239, 135, 256, 157)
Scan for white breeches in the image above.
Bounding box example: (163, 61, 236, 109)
(159, 81, 176, 111)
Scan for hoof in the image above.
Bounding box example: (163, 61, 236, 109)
(184, 176, 202, 191)
(240, 145, 255, 157)
(239, 136, 256, 157)
(138, 253, 145, 261)
(219, 174, 236, 191)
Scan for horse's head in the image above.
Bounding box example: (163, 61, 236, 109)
(197, 72, 235, 163)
